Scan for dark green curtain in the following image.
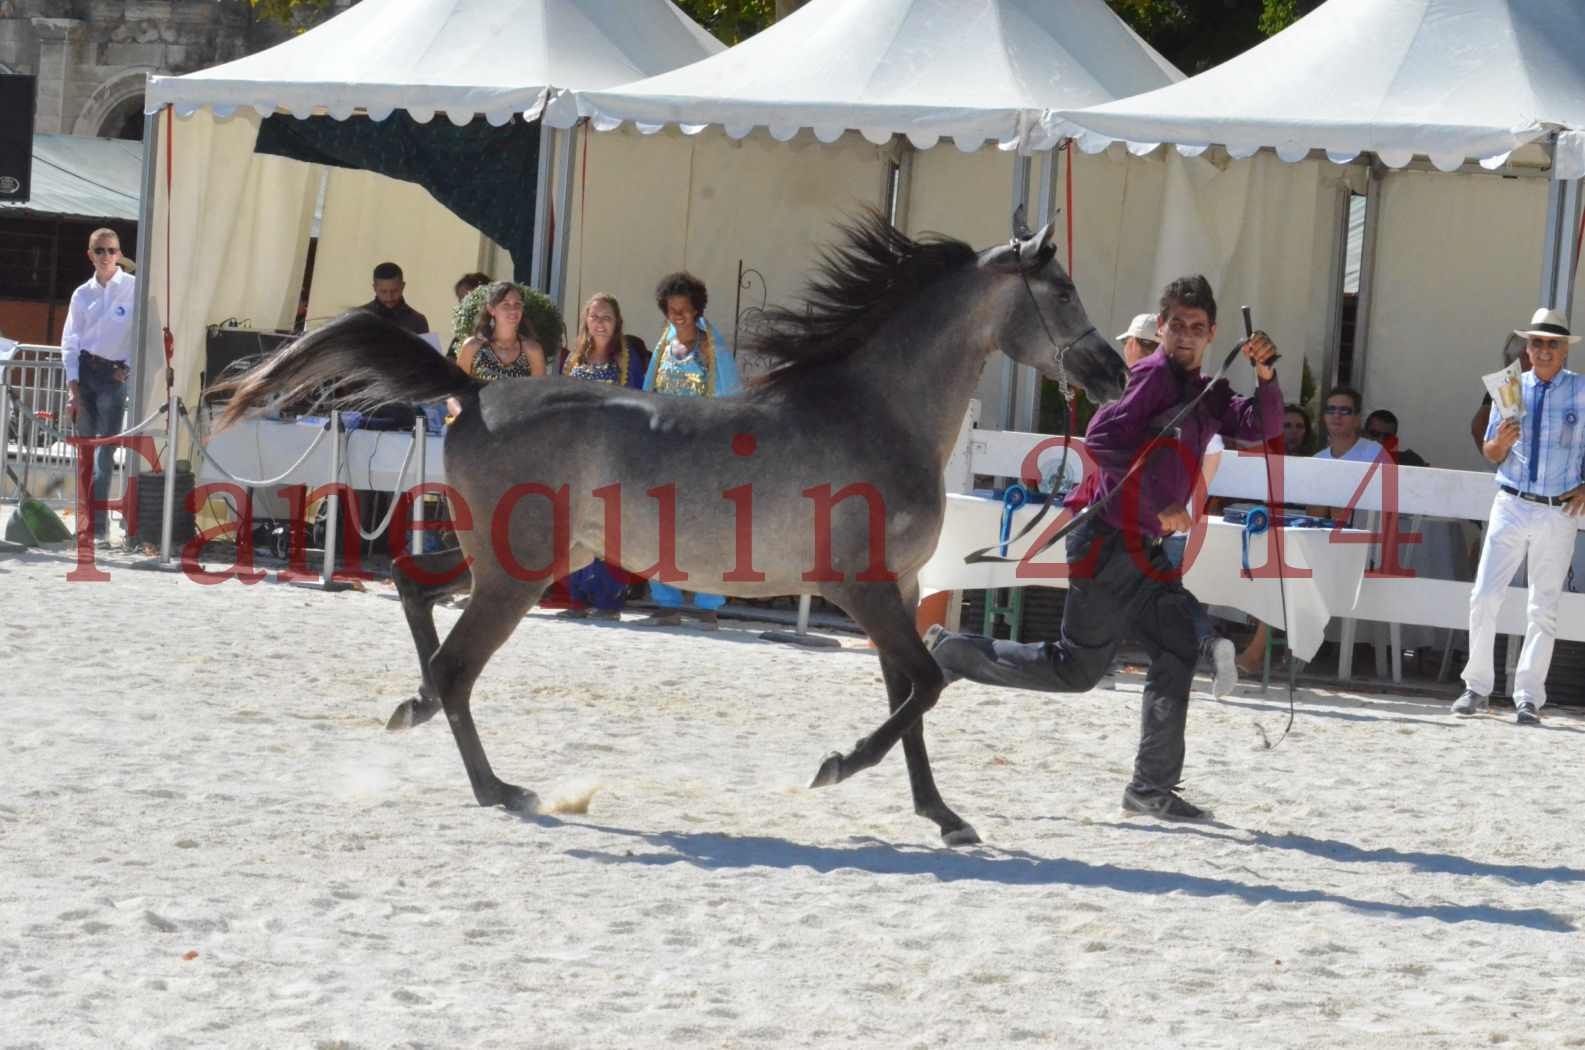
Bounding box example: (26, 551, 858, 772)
(255, 112, 539, 282)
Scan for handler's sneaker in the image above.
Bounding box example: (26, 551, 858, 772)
(1122, 785, 1212, 821)
(1209, 638, 1238, 699)
(1450, 689, 1489, 716)
(1515, 700, 1541, 725)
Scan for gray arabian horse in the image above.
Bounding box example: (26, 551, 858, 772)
(215, 213, 1127, 845)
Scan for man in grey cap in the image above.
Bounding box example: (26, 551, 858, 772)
(1117, 312, 1160, 368)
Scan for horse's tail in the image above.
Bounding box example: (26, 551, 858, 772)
(211, 311, 482, 431)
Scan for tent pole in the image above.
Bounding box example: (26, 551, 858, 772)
(320, 410, 341, 588)
(1003, 153, 1034, 433)
(129, 101, 162, 457)
(548, 121, 578, 318)
(1540, 136, 1583, 319)
(1320, 181, 1353, 397)
(157, 386, 178, 563)
(529, 120, 554, 291)
(1011, 148, 1060, 433)
(1347, 160, 1384, 393)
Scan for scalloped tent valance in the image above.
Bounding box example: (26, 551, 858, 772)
(1056, 0, 1585, 177)
(143, 0, 722, 124)
(565, 0, 1182, 153)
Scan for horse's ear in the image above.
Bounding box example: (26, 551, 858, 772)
(980, 223, 1056, 273)
(1012, 204, 1034, 242)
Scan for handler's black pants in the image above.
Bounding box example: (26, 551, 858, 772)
(930, 517, 1200, 795)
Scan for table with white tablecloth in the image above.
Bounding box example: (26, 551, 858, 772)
(920, 494, 1371, 662)
(198, 417, 443, 493)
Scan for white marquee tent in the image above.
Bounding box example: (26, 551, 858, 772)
(1057, 0, 1585, 469)
(132, 0, 723, 435)
(567, 0, 1180, 152)
(566, 0, 1353, 435)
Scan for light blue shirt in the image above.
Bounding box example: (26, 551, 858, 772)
(1484, 368, 1585, 498)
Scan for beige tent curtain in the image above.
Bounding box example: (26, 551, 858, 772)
(1364, 167, 1585, 471)
(561, 125, 892, 364)
(907, 146, 1343, 428)
(141, 110, 320, 435)
(306, 168, 508, 353)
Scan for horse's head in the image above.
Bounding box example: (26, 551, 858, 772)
(979, 223, 1128, 404)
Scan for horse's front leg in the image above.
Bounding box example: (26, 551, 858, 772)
(812, 582, 978, 846)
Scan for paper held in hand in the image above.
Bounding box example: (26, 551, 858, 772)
(1482, 359, 1525, 421)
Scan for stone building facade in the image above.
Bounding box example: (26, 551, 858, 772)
(0, 0, 299, 139)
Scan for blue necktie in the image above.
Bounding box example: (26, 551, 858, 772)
(1528, 379, 1551, 485)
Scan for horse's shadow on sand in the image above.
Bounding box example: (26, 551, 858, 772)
(555, 819, 1574, 933)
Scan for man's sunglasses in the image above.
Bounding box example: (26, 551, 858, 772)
(91, 247, 121, 256)
(1323, 405, 1356, 416)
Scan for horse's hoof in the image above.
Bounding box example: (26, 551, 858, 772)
(941, 823, 981, 847)
(809, 751, 845, 789)
(498, 784, 540, 815)
(384, 696, 438, 732)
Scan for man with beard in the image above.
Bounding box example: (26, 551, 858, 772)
(361, 261, 430, 335)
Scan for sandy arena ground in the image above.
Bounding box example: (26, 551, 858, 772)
(3, 547, 1584, 1049)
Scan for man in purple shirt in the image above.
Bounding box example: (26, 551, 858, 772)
(928, 275, 1282, 820)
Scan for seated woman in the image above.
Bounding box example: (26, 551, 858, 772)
(455, 281, 547, 382)
(557, 293, 652, 620)
(558, 291, 650, 389)
(1281, 402, 1313, 456)
(637, 272, 742, 630)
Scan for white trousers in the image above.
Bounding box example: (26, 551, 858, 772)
(1461, 490, 1579, 706)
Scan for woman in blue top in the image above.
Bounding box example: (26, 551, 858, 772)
(638, 272, 741, 629)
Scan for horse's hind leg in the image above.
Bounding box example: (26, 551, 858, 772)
(387, 547, 471, 731)
(430, 577, 547, 813)
(812, 582, 978, 846)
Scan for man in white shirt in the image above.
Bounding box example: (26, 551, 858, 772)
(61, 228, 137, 543)
(1453, 308, 1585, 724)
(1313, 386, 1384, 463)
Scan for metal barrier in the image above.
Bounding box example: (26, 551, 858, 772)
(1, 346, 78, 510)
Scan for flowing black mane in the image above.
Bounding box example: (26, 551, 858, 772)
(743, 211, 977, 388)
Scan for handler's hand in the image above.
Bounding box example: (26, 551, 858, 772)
(1562, 484, 1585, 518)
(1157, 503, 1192, 534)
(1494, 417, 1522, 451)
(1242, 332, 1278, 382)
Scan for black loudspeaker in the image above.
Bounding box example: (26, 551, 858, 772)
(0, 75, 37, 205)
(204, 326, 298, 402)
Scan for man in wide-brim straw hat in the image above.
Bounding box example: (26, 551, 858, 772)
(1453, 307, 1585, 725)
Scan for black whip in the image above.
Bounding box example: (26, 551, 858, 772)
(1243, 305, 1295, 749)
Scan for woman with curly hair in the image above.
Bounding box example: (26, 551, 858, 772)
(642, 271, 741, 399)
(638, 271, 741, 629)
(555, 293, 652, 620)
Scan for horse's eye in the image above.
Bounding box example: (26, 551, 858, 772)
(1056, 291, 1073, 305)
